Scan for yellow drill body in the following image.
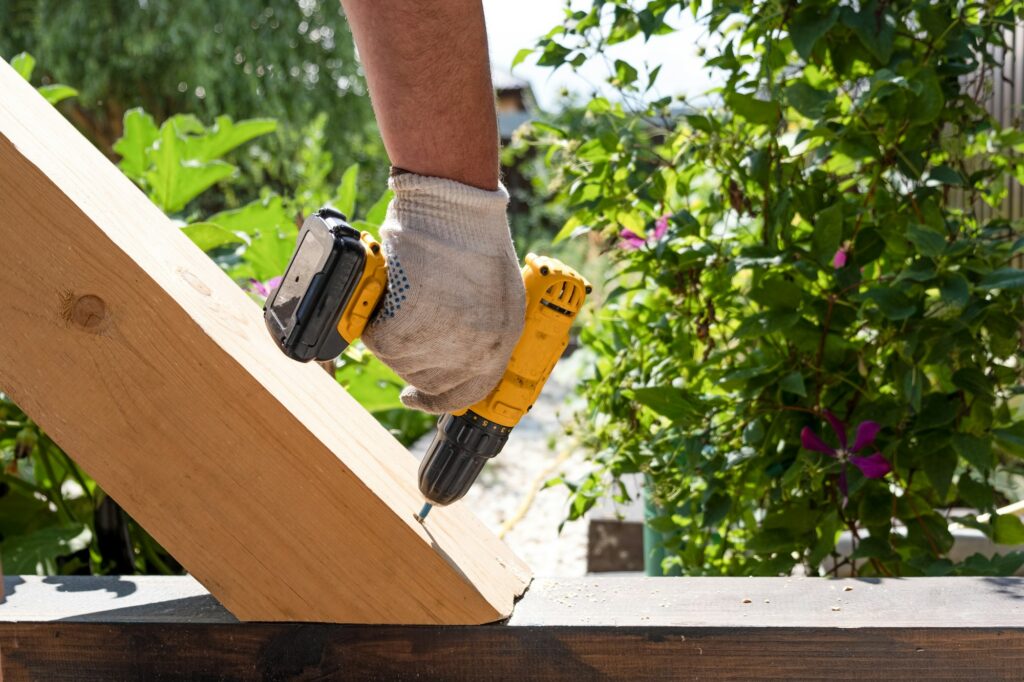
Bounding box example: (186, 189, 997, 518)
(271, 211, 590, 516)
(454, 253, 590, 430)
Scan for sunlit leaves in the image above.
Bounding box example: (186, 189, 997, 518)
(115, 110, 276, 213)
(10, 51, 35, 80)
(113, 109, 159, 179)
(789, 5, 839, 60)
(518, 0, 1024, 579)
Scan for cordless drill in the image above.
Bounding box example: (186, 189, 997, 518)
(264, 208, 590, 520)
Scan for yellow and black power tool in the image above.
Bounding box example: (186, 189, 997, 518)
(264, 207, 590, 521)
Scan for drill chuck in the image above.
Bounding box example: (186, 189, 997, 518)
(418, 412, 510, 505)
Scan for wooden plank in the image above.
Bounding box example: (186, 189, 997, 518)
(1, 576, 1022, 680)
(0, 58, 529, 624)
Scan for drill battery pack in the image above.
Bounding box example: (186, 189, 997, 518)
(263, 207, 387, 362)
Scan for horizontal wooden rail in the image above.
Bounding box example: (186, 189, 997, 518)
(0, 57, 528, 625)
(1, 576, 1022, 680)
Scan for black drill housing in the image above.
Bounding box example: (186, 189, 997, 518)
(418, 412, 510, 505)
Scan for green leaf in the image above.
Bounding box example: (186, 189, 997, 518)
(858, 488, 893, 527)
(365, 189, 393, 226)
(842, 2, 896, 63)
(38, 83, 77, 105)
(537, 41, 572, 67)
(627, 386, 707, 426)
(994, 423, 1024, 459)
(916, 394, 957, 430)
(206, 196, 293, 236)
(957, 475, 994, 510)
(617, 210, 645, 236)
(786, 81, 831, 119)
(148, 159, 235, 213)
(183, 116, 277, 162)
(181, 223, 244, 252)
(780, 371, 807, 397)
(789, 6, 839, 60)
(167, 113, 206, 136)
(351, 219, 381, 241)
(952, 368, 993, 400)
(929, 165, 964, 186)
(951, 433, 995, 471)
(909, 70, 944, 125)
(978, 268, 1024, 291)
(336, 353, 405, 412)
(860, 287, 916, 320)
(335, 163, 359, 219)
(11, 52, 35, 80)
(749, 275, 803, 310)
(726, 92, 781, 126)
(703, 492, 731, 526)
(851, 535, 900, 561)
(906, 224, 946, 258)
(1, 524, 91, 574)
(686, 114, 714, 132)
(922, 448, 956, 499)
(812, 203, 843, 265)
(113, 108, 159, 181)
(993, 514, 1024, 546)
(612, 59, 638, 87)
(242, 227, 298, 282)
(938, 273, 969, 309)
(553, 216, 587, 244)
(511, 48, 533, 69)
(145, 123, 236, 212)
(734, 311, 800, 338)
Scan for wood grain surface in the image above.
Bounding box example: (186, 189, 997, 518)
(0, 57, 529, 625)
(0, 576, 1022, 680)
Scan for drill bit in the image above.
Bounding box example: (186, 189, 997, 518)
(415, 502, 433, 523)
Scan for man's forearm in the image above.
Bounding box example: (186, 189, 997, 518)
(339, 0, 499, 191)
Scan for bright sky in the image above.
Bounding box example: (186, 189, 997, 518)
(482, 0, 719, 111)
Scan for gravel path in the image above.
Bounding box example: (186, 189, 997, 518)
(410, 352, 590, 577)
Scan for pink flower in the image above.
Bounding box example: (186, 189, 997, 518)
(801, 411, 891, 495)
(619, 215, 670, 250)
(248, 275, 282, 299)
(833, 246, 849, 269)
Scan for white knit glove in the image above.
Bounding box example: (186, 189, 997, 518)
(362, 172, 526, 414)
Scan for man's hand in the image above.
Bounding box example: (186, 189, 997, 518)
(361, 172, 525, 414)
(339, 0, 519, 411)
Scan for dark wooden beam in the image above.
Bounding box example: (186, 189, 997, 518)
(2, 576, 1022, 680)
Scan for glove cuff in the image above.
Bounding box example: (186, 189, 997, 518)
(386, 172, 512, 253)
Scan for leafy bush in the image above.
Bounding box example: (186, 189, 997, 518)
(0, 56, 430, 575)
(0, 0, 383, 202)
(522, 1, 1024, 576)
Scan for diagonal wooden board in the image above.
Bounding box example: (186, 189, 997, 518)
(0, 58, 530, 624)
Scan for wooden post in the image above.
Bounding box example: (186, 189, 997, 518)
(1, 576, 1022, 679)
(0, 58, 529, 624)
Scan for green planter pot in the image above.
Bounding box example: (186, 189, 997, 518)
(642, 479, 683, 576)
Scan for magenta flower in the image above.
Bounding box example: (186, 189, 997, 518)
(248, 275, 282, 299)
(832, 246, 849, 269)
(801, 411, 891, 494)
(619, 214, 670, 250)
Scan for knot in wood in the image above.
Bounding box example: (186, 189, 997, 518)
(70, 294, 108, 332)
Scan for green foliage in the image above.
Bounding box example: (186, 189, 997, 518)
(115, 109, 277, 213)
(526, 0, 1024, 576)
(10, 50, 77, 104)
(0, 400, 181, 575)
(0, 0, 383, 201)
